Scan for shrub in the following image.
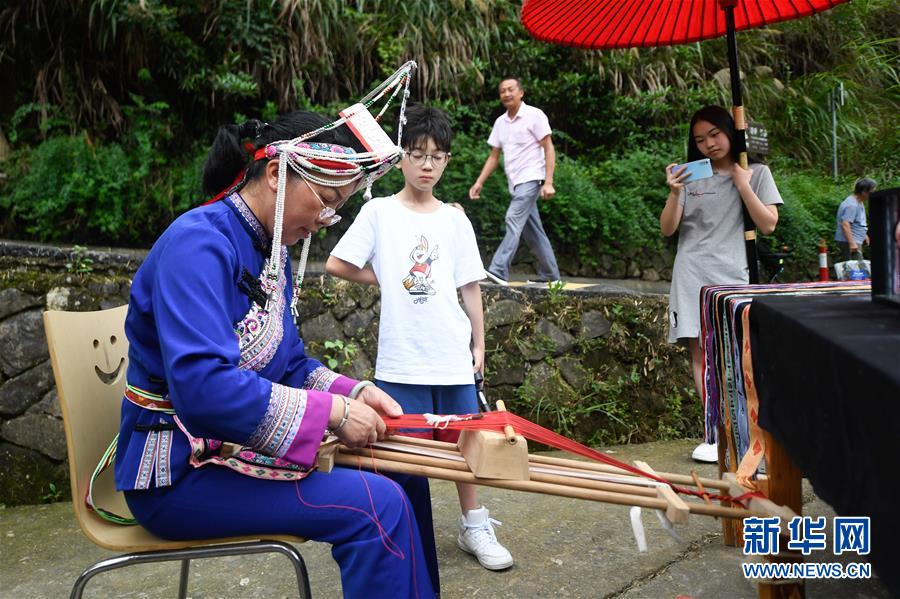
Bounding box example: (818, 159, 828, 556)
(1, 135, 130, 241)
(766, 167, 900, 279)
(2, 104, 895, 279)
(0, 135, 204, 245)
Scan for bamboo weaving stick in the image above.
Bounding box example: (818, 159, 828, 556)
(341, 446, 661, 498)
(382, 435, 729, 492)
(334, 453, 760, 520)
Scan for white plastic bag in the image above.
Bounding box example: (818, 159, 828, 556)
(834, 259, 871, 281)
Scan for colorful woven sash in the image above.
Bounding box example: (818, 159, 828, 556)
(90, 384, 312, 525)
(699, 281, 870, 488)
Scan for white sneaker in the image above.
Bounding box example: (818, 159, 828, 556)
(457, 507, 514, 570)
(691, 442, 718, 463)
(483, 270, 509, 286)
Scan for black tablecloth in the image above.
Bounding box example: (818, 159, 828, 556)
(750, 295, 900, 595)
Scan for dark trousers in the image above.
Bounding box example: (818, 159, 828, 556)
(837, 241, 863, 261)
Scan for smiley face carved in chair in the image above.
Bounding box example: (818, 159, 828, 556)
(92, 333, 126, 385)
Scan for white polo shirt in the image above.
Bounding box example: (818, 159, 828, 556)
(487, 102, 552, 193)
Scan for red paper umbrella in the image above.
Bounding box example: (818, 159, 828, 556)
(522, 0, 848, 283)
(521, 0, 846, 49)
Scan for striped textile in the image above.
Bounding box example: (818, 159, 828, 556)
(699, 281, 870, 488)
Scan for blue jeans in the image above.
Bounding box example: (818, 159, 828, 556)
(374, 380, 479, 595)
(488, 180, 560, 281)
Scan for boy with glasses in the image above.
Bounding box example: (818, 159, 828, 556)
(327, 106, 514, 586)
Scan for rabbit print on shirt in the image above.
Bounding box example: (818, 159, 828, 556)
(401, 235, 439, 300)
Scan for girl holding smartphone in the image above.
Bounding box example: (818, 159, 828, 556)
(660, 105, 783, 463)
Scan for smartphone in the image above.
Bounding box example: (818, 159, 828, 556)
(675, 158, 714, 182)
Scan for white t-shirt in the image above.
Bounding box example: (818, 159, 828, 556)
(330, 196, 486, 384)
(487, 102, 553, 193)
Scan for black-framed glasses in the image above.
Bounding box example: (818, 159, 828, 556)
(405, 150, 451, 167)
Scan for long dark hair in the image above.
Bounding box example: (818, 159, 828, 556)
(201, 111, 364, 197)
(686, 105, 740, 163)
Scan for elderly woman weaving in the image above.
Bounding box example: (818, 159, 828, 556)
(114, 64, 436, 597)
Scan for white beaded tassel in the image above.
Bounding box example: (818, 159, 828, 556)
(290, 235, 311, 319)
(265, 156, 289, 312)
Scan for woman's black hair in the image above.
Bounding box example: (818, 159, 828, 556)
(201, 111, 365, 197)
(399, 104, 454, 153)
(686, 105, 740, 163)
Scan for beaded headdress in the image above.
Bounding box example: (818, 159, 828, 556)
(256, 61, 417, 316)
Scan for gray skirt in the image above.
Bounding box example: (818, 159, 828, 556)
(667, 252, 748, 343)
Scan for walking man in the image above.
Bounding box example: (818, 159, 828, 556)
(834, 177, 877, 260)
(469, 77, 561, 285)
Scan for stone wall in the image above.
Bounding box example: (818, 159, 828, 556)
(0, 240, 697, 506)
(0, 242, 137, 506)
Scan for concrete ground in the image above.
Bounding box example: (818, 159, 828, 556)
(304, 261, 673, 296)
(1, 440, 890, 599)
(500, 275, 670, 295)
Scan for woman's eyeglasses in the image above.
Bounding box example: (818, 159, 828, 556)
(301, 178, 342, 227)
(405, 150, 451, 167)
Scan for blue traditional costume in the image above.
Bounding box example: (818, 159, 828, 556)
(118, 193, 432, 597)
(114, 63, 436, 597)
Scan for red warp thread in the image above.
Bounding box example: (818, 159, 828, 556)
(293, 453, 420, 599)
(293, 472, 406, 559)
(382, 412, 763, 508)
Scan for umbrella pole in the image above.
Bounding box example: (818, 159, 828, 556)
(722, 0, 760, 284)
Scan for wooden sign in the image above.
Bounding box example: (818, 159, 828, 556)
(746, 121, 769, 155)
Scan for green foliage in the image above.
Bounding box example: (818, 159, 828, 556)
(9, 103, 73, 143)
(1, 135, 129, 240)
(486, 292, 699, 446)
(65, 245, 94, 274)
(654, 387, 700, 441)
(3, 0, 895, 162)
(0, 0, 896, 269)
(323, 339, 358, 371)
(742, 1, 900, 173)
(41, 482, 62, 504)
(546, 280, 566, 303)
(0, 97, 205, 244)
(759, 166, 900, 279)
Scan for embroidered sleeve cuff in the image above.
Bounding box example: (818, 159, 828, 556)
(282, 390, 331, 467)
(246, 383, 329, 468)
(304, 365, 358, 397)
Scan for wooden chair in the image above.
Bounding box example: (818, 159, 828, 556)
(44, 306, 312, 599)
